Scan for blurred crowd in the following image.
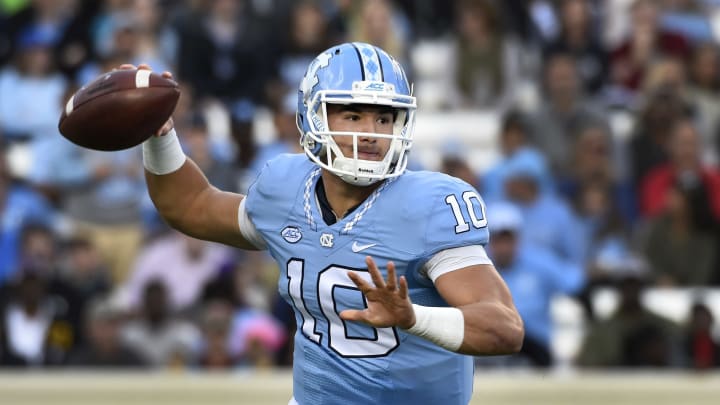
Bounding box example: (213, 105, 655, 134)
(1, 0, 720, 371)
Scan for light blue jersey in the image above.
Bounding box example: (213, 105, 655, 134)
(245, 154, 490, 405)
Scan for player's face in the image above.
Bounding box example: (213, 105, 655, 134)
(326, 104, 394, 161)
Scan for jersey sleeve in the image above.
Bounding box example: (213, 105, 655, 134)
(244, 153, 313, 245)
(423, 176, 490, 252)
(237, 197, 267, 250)
(409, 174, 491, 282)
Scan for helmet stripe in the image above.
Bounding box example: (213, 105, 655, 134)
(350, 43, 366, 81)
(353, 42, 382, 82)
(374, 46, 385, 82)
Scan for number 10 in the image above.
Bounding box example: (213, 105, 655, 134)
(445, 191, 488, 233)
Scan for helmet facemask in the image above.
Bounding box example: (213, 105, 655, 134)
(299, 83, 417, 186)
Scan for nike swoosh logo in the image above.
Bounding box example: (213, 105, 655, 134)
(351, 241, 377, 253)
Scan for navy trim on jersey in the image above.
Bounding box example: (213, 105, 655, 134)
(316, 178, 362, 226)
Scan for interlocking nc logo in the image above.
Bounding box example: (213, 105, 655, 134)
(320, 233, 334, 248)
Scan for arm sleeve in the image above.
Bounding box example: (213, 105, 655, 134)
(420, 245, 493, 283)
(238, 197, 268, 250)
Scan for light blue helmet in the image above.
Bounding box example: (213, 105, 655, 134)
(296, 42, 417, 186)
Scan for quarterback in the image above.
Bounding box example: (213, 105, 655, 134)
(135, 42, 523, 404)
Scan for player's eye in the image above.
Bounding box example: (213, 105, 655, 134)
(377, 114, 393, 125)
(344, 113, 361, 121)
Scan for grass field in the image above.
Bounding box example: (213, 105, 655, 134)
(1, 370, 719, 405)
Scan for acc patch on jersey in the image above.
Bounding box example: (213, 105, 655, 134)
(281, 226, 303, 243)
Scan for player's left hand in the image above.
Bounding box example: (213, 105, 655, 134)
(340, 256, 416, 330)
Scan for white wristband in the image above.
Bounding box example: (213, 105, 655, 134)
(405, 304, 464, 352)
(142, 129, 187, 175)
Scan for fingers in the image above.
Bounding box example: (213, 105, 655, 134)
(351, 259, 404, 295)
(386, 261, 397, 290)
(365, 256, 386, 289)
(114, 64, 175, 80)
(398, 275, 409, 299)
(154, 118, 174, 137)
(347, 271, 373, 294)
(339, 309, 369, 324)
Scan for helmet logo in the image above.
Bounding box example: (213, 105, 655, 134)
(300, 51, 333, 103)
(353, 81, 395, 93)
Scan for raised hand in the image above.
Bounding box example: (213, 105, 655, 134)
(340, 256, 416, 330)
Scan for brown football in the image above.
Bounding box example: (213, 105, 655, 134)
(58, 69, 180, 151)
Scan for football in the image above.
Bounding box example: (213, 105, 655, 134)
(58, 69, 180, 151)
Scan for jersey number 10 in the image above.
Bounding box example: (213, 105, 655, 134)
(445, 191, 488, 233)
(287, 259, 400, 358)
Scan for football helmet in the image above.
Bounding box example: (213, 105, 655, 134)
(296, 42, 417, 186)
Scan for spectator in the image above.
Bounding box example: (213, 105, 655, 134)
(483, 111, 526, 198)
(193, 299, 236, 369)
(544, 0, 608, 95)
(174, 0, 270, 168)
(122, 231, 231, 313)
(121, 281, 200, 367)
(578, 272, 680, 367)
(641, 55, 687, 99)
(11, 225, 91, 353)
(684, 302, 720, 369)
(77, 5, 169, 85)
(66, 297, 145, 368)
(571, 181, 646, 319)
(270, 294, 295, 367)
(482, 110, 553, 202)
(348, 0, 409, 63)
(639, 119, 720, 221)
(560, 120, 637, 224)
(0, 0, 97, 77)
(501, 149, 585, 265)
(573, 182, 637, 278)
(686, 43, 720, 165)
(15, 223, 59, 277)
(451, 0, 525, 109)
(45, 146, 145, 284)
(59, 237, 112, 304)
(639, 183, 717, 286)
(438, 140, 480, 190)
(0, 149, 56, 283)
(629, 87, 688, 184)
(246, 92, 304, 186)
(0, 25, 68, 142)
(179, 111, 238, 193)
(486, 202, 585, 367)
(0, 270, 71, 366)
(228, 301, 287, 368)
(267, 0, 334, 109)
(529, 52, 606, 175)
(609, 0, 690, 96)
(200, 261, 287, 367)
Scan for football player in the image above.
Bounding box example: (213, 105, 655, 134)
(135, 42, 523, 404)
